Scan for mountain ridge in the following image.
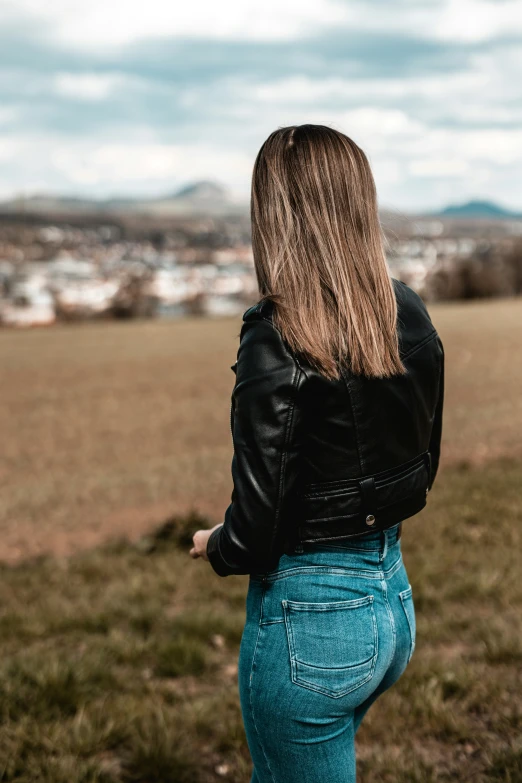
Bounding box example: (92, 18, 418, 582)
(1, 186, 520, 221)
(430, 199, 522, 219)
(0, 180, 249, 218)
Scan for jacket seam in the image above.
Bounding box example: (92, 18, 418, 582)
(341, 373, 364, 475)
(224, 316, 302, 574)
(246, 315, 303, 563)
(401, 329, 438, 361)
(247, 312, 309, 371)
(269, 364, 301, 558)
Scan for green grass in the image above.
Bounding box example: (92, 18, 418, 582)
(0, 458, 520, 782)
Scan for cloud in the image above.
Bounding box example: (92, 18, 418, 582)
(3, 0, 520, 47)
(430, 0, 522, 42)
(53, 72, 130, 101)
(0, 0, 520, 209)
(0, 0, 352, 46)
(51, 141, 252, 188)
(0, 134, 253, 198)
(409, 158, 471, 178)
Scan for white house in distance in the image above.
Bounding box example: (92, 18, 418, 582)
(47, 257, 119, 317)
(0, 265, 55, 327)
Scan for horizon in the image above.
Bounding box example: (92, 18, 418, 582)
(1, 181, 520, 218)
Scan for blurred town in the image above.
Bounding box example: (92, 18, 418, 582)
(1, 181, 522, 327)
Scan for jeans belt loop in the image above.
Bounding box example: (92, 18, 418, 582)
(381, 528, 388, 561)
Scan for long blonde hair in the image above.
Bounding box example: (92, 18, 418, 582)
(251, 124, 406, 381)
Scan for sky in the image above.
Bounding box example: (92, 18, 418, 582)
(0, 0, 521, 212)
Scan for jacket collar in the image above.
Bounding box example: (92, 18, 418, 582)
(242, 297, 275, 322)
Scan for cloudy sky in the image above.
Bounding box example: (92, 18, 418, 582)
(1, 0, 521, 211)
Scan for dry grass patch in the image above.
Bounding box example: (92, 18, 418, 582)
(1, 296, 522, 563)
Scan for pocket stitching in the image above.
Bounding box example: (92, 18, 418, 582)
(282, 597, 378, 699)
(399, 586, 416, 663)
(292, 660, 376, 699)
(292, 650, 376, 671)
(284, 595, 373, 612)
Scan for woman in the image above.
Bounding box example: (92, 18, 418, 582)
(190, 124, 444, 783)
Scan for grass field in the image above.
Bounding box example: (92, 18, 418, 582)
(1, 296, 522, 781)
(2, 296, 522, 563)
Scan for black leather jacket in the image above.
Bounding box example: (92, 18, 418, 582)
(207, 278, 444, 577)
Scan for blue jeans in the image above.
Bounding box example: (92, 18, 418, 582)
(238, 523, 416, 783)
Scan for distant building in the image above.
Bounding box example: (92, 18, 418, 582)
(0, 272, 55, 327)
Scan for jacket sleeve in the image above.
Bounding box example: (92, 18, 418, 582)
(206, 316, 306, 577)
(428, 336, 445, 491)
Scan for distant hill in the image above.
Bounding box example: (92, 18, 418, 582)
(172, 181, 227, 201)
(2, 188, 521, 222)
(0, 180, 249, 218)
(433, 200, 522, 219)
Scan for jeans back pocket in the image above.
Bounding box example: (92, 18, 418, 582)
(282, 595, 378, 699)
(399, 585, 416, 663)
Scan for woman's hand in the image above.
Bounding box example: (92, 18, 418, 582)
(190, 523, 223, 561)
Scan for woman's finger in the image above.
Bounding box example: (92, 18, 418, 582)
(189, 547, 200, 558)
